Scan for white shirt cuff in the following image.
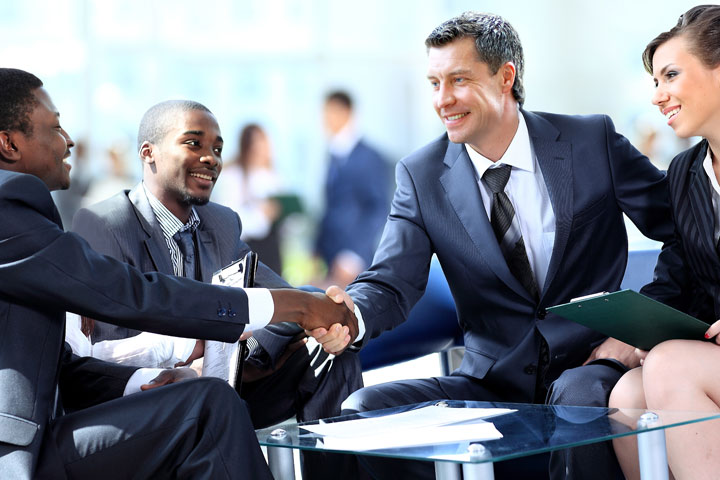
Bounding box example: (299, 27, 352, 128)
(354, 303, 366, 342)
(245, 288, 273, 331)
(124, 368, 165, 395)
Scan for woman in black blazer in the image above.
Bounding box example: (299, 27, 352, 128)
(610, 5, 720, 479)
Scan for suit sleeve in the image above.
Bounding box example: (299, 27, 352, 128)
(603, 115, 674, 244)
(639, 159, 697, 313)
(0, 173, 250, 343)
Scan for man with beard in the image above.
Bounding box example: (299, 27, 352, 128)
(71, 100, 362, 429)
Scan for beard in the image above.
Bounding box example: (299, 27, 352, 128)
(181, 191, 211, 206)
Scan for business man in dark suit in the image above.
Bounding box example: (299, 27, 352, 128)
(320, 12, 674, 480)
(0, 68, 357, 479)
(72, 99, 362, 428)
(315, 90, 390, 288)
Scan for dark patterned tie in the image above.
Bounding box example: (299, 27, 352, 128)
(173, 230, 198, 279)
(483, 164, 539, 300)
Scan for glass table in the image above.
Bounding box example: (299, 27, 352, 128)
(255, 400, 720, 480)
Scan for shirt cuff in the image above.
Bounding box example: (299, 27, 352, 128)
(354, 302, 366, 343)
(245, 288, 273, 331)
(124, 368, 164, 395)
(173, 337, 197, 364)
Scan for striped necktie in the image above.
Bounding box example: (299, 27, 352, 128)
(173, 229, 198, 279)
(483, 164, 539, 300)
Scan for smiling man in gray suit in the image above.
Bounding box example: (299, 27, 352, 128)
(71, 100, 362, 429)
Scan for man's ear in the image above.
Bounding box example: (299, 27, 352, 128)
(499, 61, 516, 95)
(0, 131, 21, 163)
(139, 141, 155, 165)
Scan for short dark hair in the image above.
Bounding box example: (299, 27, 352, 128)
(426, 12, 525, 105)
(325, 90, 353, 110)
(0, 68, 44, 136)
(137, 100, 212, 151)
(643, 5, 720, 74)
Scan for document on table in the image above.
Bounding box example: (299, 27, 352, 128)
(301, 405, 515, 451)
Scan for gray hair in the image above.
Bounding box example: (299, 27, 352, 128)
(137, 100, 212, 151)
(426, 12, 525, 105)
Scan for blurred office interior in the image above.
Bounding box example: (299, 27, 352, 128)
(0, 0, 699, 282)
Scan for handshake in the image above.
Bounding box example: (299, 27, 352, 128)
(268, 286, 357, 355)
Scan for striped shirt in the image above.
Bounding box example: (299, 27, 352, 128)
(142, 182, 200, 277)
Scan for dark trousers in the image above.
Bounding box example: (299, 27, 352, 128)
(547, 360, 628, 480)
(42, 377, 271, 479)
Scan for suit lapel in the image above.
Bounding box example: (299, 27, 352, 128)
(523, 111, 573, 300)
(128, 185, 175, 275)
(439, 141, 531, 299)
(195, 217, 221, 282)
(687, 144, 717, 257)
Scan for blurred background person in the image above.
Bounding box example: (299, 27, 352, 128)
(214, 123, 292, 274)
(314, 90, 391, 288)
(81, 138, 137, 208)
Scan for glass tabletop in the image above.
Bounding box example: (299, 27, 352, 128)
(255, 400, 720, 464)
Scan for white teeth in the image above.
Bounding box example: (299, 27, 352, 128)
(447, 113, 467, 121)
(665, 107, 680, 120)
(190, 173, 212, 181)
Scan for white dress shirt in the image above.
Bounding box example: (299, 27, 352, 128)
(702, 148, 720, 244)
(464, 111, 556, 291)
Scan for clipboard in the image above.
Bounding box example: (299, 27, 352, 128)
(204, 252, 258, 396)
(547, 289, 710, 351)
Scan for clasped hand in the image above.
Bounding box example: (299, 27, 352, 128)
(269, 287, 358, 354)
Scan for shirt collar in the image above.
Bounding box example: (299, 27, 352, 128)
(142, 181, 201, 237)
(702, 148, 720, 196)
(464, 110, 534, 177)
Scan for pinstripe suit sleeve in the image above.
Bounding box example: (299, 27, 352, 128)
(640, 146, 702, 316)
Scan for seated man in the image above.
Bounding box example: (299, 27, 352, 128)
(70, 99, 362, 428)
(314, 11, 674, 480)
(0, 67, 358, 479)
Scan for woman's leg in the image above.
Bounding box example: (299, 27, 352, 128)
(644, 340, 720, 480)
(609, 367, 646, 480)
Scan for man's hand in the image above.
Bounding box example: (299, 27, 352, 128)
(269, 288, 359, 344)
(582, 337, 642, 369)
(174, 340, 205, 367)
(305, 286, 356, 354)
(140, 367, 198, 391)
(80, 316, 95, 337)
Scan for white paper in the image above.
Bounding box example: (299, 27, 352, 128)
(320, 420, 503, 451)
(301, 405, 515, 438)
(202, 340, 240, 383)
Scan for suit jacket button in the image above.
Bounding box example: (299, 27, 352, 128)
(537, 309, 547, 320)
(524, 364, 537, 375)
(228, 309, 237, 318)
(217, 308, 227, 317)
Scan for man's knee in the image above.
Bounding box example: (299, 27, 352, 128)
(548, 363, 626, 407)
(341, 385, 390, 414)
